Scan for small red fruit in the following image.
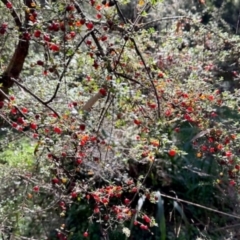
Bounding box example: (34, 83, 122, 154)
(99, 88, 107, 96)
(66, 4, 75, 11)
(54, 127, 62, 134)
(76, 158, 83, 164)
(80, 19, 86, 24)
(168, 149, 176, 157)
(131, 187, 138, 193)
(83, 231, 89, 238)
(21, 107, 28, 113)
(134, 119, 141, 125)
(101, 35, 107, 41)
(52, 178, 60, 184)
(59, 201, 65, 208)
(6, 1, 12, 9)
(86, 22, 94, 30)
(12, 122, 17, 128)
(143, 215, 151, 223)
(94, 207, 100, 213)
(37, 60, 44, 66)
(79, 124, 86, 131)
(49, 43, 60, 52)
(17, 117, 24, 125)
(71, 191, 78, 198)
(70, 31, 76, 38)
(30, 123, 37, 130)
(124, 198, 130, 205)
(34, 30, 41, 38)
(140, 224, 148, 230)
(33, 186, 39, 192)
(43, 34, 50, 42)
(229, 180, 236, 186)
(86, 39, 92, 45)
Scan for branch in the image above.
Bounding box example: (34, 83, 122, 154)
(0, 0, 36, 100)
(44, 31, 93, 104)
(130, 38, 161, 119)
(114, 72, 143, 86)
(11, 78, 60, 118)
(139, 16, 189, 29)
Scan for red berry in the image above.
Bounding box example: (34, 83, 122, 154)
(225, 151, 232, 157)
(10, 96, 15, 101)
(134, 119, 141, 125)
(54, 127, 62, 134)
(71, 191, 78, 198)
(235, 165, 240, 171)
(101, 35, 107, 41)
(140, 224, 148, 230)
(70, 31, 76, 38)
(30, 123, 37, 130)
(43, 34, 50, 42)
(59, 201, 65, 209)
(229, 180, 236, 186)
(6, 1, 12, 9)
(80, 19, 86, 24)
(33, 186, 39, 192)
(12, 122, 17, 128)
(143, 215, 151, 223)
(1, 23, 8, 29)
(17, 117, 24, 125)
(34, 30, 41, 38)
(99, 88, 107, 96)
(52, 22, 60, 31)
(94, 207, 100, 213)
(66, 4, 75, 11)
(49, 43, 60, 52)
(21, 107, 28, 113)
(76, 158, 83, 164)
(158, 72, 164, 78)
(168, 149, 176, 157)
(79, 124, 86, 131)
(23, 32, 31, 40)
(33, 133, 38, 138)
(37, 60, 44, 66)
(86, 22, 94, 30)
(131, 187, 138, 193)
(124, 198, 130, 205)
(11, 107, 17, 115)
(86, 39, 92, 45)
(52, 178, 60, 184)
(83, 231, 89, 238)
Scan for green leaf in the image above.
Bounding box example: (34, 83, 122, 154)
(156, 191, 166, 240)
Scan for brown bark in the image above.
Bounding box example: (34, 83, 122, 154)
(0, 0, 34, 100)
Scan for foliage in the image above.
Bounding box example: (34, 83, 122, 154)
(0, 0, 240, 240)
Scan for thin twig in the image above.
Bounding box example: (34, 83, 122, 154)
(45, 31, 93, 104)
(160, 193, 240, 220)
(10, 78, 60, 118)
(130, 38, 161, 118)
